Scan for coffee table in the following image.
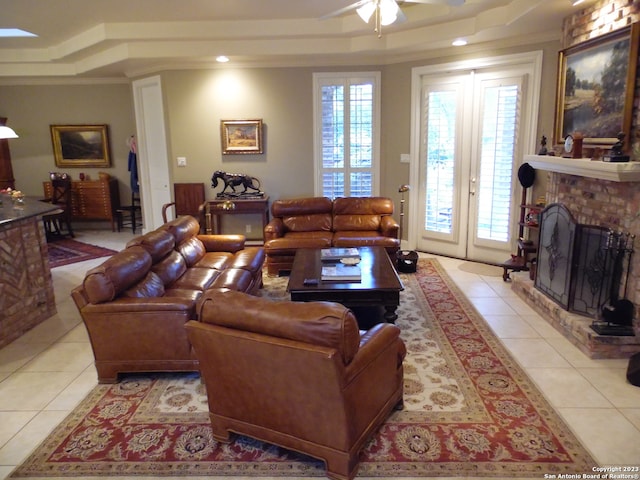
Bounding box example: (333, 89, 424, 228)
(287, 246, 403, 323)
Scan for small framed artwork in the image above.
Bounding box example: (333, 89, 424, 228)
(220, 119, 263, 155)
(554, 23, 639, 149)
(50, 124, 112, 168)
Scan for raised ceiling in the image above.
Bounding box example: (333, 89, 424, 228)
(0, 0, 591, 80)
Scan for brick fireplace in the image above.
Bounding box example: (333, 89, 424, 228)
(511, 157, 640, 358)
(507, 0, 640, 358)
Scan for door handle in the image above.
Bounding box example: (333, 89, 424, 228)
(469, 177, 476, 195)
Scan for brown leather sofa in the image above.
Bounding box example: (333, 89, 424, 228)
(264, 196, 400, 275)
(71, 215, 265, 383)
(186, 290, 406, 480)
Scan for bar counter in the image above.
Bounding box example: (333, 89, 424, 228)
(0, 196, 59, 348)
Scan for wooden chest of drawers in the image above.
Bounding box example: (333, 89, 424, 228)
(43, 178, 121, 231)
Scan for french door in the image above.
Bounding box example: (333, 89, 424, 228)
(411, 54, 541, 264)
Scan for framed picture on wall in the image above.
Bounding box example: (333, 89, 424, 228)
(220, 119, 263, 155)
(554, 23, 639, 149)
(50, 124, 112, 168)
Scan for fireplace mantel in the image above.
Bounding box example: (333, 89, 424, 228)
(525, 155, 640, 182)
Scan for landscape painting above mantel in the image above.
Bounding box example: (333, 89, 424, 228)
(554, 22, 639, 149)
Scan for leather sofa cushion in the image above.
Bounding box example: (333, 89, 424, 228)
(193, 252, 234, 270)
(126, 229, 175, 262)
(197, 290, 360, 364)
(152, 250, 188, 286)
(176, 236, 206, 267)
(271, 197, 333, 233)
(283, 213, 332, 233)
(271, 196, 333, 217)
(264, 236, 332, 255)
(333, 196, 394, 215)
(211, 268, 254, 291)
(332, 197, 394, 232)
(83, 247, 152, 304)
(161, 215, 201, 244)
(333, 214, 381, 231)
(170, 266, 219, 291)
(124, 271, 165, 298)
(198, 234, 245, 253)
(228, 247, 266, 274)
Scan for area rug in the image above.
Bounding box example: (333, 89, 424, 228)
(47, 239, 117, 268)
(11, 258, 595, 478)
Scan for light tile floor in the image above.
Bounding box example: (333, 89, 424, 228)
(0, 229, 639, 480)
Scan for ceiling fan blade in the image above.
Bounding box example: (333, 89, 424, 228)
(319, 0, 371, 20)
(404, 0, 465, 6)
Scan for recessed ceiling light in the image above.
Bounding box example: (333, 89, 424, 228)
(452, 38, 467, 47)
(0, 28, 37, 38)
(216, 56, 230, 63)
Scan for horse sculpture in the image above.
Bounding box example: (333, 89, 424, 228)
(211, 170, 263, 197)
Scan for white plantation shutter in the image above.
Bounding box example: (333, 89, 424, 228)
(476, 82, 520, 242)
(314, 73, 380, 198)
(424, 88, 457, 234)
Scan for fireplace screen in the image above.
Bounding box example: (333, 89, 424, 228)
(535, 204, 616, 317)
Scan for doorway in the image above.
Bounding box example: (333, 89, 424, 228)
(408, 52, 542, 264)
(132, 75, 172, 232)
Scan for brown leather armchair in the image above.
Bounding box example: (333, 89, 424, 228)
(186, 290, 405, 480)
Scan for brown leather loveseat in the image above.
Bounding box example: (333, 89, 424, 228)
(264, 196, 400, 275)
(186, 290, 406, 480)
(71, 215, 265, 383)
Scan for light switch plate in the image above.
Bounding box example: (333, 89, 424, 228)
(400, 154, 410, 163)
(177, 156, 187, 167)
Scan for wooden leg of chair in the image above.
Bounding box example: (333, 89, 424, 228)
(115, 211, 123, 232)
(67, 220, 75, 238)
(325, 452, 358, 480)
(208, 414, 232, 443)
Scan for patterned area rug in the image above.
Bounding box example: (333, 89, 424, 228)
(11, 258, 595, 478)
(47, 239, 117, 268)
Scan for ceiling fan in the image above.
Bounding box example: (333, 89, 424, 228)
(322, 0, 465, 37)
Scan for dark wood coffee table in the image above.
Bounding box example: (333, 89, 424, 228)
(287, 246, 403, 323)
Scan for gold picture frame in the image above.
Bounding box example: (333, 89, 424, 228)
(50, 124, 112, 168)
(554, 23, 639, 149)
(220, 119, 263, 155)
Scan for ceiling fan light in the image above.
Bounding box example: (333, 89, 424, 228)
(357, 2, 376, 23)
(379, 0, 399, 26)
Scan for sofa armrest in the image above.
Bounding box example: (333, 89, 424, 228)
(344, 323, 404, 383)
(264, 218, 285, 241)
(197, 234, 246, 253)
(380, 215, 400, 238)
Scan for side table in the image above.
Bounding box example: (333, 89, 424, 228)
(203, 196, 269, 241)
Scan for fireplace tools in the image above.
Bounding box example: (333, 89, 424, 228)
(591, 232, 635, 336)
